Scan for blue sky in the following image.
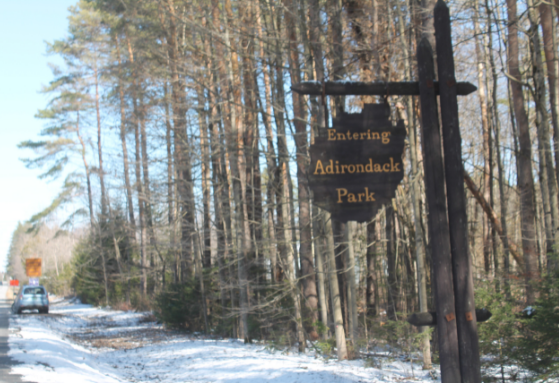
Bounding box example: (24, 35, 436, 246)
(0, 0, 76, 272)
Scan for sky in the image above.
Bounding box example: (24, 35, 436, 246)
(0, 0, 77, 272)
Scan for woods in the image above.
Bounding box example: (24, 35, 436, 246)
(8, 0, 559, 378)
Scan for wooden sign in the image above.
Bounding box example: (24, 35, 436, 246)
(308, 103, 406, 222)
(25, 258, 42, 277)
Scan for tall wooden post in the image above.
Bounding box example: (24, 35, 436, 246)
(435, 2, 481, 382)
(417, 37, 462, 383)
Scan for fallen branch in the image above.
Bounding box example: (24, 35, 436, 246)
(463, 172, 525, 270)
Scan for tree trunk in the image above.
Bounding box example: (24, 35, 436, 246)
(539, 1, 559, 186)
(163, 0, 195, 281)
(528, 0, 559, 265)
(93, 64, 107, 220)
(345, 222, 358, 341)
(163, 83, 177, 283)
(283, 0, 317, 343)
(222, 0, 250, 341)
(506, 0, 541, 304)
(473, 0, 493, 275)
(386, 205, 398, 320)
(366, 220, 379, 317)
(324, 212, 348, 360)
(314, 209, 330, 338)
(395, 0, 431, 366)
(115, 36, 136, 234)
(197, 86, 213, 270)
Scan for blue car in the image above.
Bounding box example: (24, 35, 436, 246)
(12, 285, 49, 314)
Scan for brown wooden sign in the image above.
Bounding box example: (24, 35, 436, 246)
(25, 258, 42, 277)
(308, 103, 406, 222)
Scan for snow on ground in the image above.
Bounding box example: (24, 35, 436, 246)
(8, 301, 438, 383)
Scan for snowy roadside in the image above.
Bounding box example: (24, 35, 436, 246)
(8, 301, 438, 383)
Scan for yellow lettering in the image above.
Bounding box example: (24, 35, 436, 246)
(337, 188, 348, 203)
(356, 164, 364, 173)
(346, 131, 352, 140)
(337, 132, 346, 140)
(325, 160, 334, 174)
(382, 131, 391, 144)
(367, 130, 371, 139)
(365, 187, 375, 201)
(383, 163, 390, 172)
(374, 164, 382, 172)
(328, 129, 336, 141)
(353, 133, 359, 140)
(348, 165, 356, 173)
(348, 193, 357, 203)
(358, 193, 365, 202)
(390, 157, 401, 172)
(313, 160, 325, 175)
(341, 165, 347, 174)
(366, 159, 373, 172)
(360, 132, 367, 140)
(372, 132, 380, 140)
(335, 161, 340, 174)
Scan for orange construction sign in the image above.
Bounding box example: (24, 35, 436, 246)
(25, 258, 42, 277)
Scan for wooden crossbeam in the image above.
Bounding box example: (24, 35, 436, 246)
(291, 81, 477, 96)
(407, 308, 492, 327)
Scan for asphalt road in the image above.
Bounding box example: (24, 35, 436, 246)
(0, 287, 34, 383)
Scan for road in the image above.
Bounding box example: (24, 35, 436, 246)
(0, 286, 34, 383)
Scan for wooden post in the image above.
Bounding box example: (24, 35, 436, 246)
(435, 2, 482, 382)
(417, 37, 462, 383)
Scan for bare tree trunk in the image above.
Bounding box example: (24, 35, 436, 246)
(124, 35, 148, 294)
(395, 0, 431, 366)
(528, 0, 559, 265)
(222, 0, 250, 341)
(264, 0, 289, 285)
(345, 222, 358, 341)
(93, 64, 107, 220)
(385, 205, 398, 320)
(328, 0, 345, 115)
(366, 220, 379, 317)
(163, 83, 177, 283)
(115, 36, 136, 233)
(307, 0, 346, 355)
(474, 0, 493, 275)
(162, 0, 195, 281)
(209, 0, 235, 323)
(539, 1, 559, 185)
(314, 210, 329, 338)
(240, 3, 262, 296)
(197, 86, 213, 270)
(75, 110, 94, 227)
(283, 0, 317, 344)
(506, 0, 540, 304)
(324, 213, 348, 360)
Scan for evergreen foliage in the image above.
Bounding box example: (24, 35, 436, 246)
(513, 273, 559, 380)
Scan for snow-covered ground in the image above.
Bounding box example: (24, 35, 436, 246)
(8, 300, 439, 382)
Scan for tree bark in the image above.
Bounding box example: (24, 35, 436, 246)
(324, 213, 348, 360)
(506, 0, 540, 304)
(539, 1, 559, 186)
(283, 0, 317, 343)
(528, 0, 559, 266)
(345, 222, 358, 341)
(473, 0, 493, 275)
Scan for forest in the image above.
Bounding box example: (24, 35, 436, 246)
(6, 0, 559, 378)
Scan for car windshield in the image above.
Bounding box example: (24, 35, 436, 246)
(23, 287, 45, 295)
